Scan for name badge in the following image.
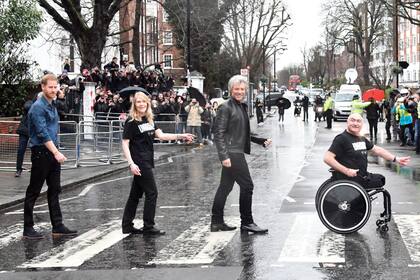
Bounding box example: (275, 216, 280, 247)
(352, 141, 366, 151)
(138, 123, 155, 133)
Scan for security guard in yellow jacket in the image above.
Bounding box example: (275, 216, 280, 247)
(351, 95, 370, 115)
(323, 94, 334, 129)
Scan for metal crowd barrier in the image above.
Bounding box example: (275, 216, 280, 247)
(0, 113, 188, 171)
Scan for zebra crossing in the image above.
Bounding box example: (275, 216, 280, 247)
(2, 213, 420, 271)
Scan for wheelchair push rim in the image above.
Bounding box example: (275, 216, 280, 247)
(318, 180, 371, 234)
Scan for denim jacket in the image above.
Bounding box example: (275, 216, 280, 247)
(28, 96, 59, 147)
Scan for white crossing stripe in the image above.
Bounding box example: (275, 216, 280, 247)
(394, 215, 420, 263)
(277, 214, 345, 263)
(284, 196, 296, 203)
(19, 220, 142, 268)
(149, 217, 240, 265)
(0, 223, 49, 249)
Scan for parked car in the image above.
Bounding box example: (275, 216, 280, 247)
(333, 88, 362, 121)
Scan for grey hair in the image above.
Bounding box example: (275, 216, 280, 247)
(228, 75, 248, 93)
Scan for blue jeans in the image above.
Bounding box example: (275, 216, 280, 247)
(188, 126, 202, 143)
(16, 134, 29, 171)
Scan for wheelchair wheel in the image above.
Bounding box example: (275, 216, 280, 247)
(317, 180, 371, 234)
(315, 178, 333, 211)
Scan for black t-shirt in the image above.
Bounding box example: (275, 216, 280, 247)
(328, 130, 374, 176)
(123, 118, 158, 169)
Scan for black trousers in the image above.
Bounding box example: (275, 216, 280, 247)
(211, 153, 254, 225)
(368, 118, 378, 139)
(325, 109, 333, 128)
(256, 107, 263, 123)
(385, 119, 391, 139)
(122, 168, 158, 230)
(303, 107, 309, 121)
(16, 134, 29, 171)
(24, 146, 63, 229)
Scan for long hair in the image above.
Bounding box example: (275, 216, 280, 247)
(129, 92, 154, 124)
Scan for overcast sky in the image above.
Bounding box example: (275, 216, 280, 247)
(276, 0, 324, 69)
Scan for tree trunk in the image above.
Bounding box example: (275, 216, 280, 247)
(132, 0, 142, 68)
(75, 30, 107, 71)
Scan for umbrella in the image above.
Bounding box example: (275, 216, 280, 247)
(187, 87, 206, 106)
(277, 97, 291, 109)
(362, 88, 385, 102)
(118, 86, 150, 98)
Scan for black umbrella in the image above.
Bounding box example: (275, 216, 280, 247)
(118, 86, 150, 98)
(277, 97, 291, 109)
(187, 87, 206, 106)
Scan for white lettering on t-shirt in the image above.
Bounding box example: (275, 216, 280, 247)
(352, 141, 366, 151)
(138, 123, 155, 133)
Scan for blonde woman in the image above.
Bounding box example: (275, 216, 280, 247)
(121, 92, 194, 234)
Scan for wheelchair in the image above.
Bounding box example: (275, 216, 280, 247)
(315, 175, 391, 234)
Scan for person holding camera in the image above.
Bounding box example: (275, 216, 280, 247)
(185, 98, 204, 144)
(211, 75, 272, 234)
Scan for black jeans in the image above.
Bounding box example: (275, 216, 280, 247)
(325, 109, 333, 128)
(122, 168, 158, 230)
(367, 118, 378, 139)
(24, 146, 63, 229)
(16, 134, 29, 171)
(303, 108, 309, 121)
(211, 153, 254, 225)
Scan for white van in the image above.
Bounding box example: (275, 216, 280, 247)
(333, 85, 362, 121)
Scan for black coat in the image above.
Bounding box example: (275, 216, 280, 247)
(16, 100, 33, 136)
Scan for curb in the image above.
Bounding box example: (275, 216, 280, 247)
(0, 145, 194, 211)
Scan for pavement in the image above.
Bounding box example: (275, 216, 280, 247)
(0, 111, 275, 211)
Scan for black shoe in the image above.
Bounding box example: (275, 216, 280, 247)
(210, 223, 237, 232)
(23, 227, 44, 240)
(15, 170, 22, 177)
(122, 227, 143, 234)
(52, 225, 78, 237)
(141, 226, 165, 235)
(240, 223, 268, 234)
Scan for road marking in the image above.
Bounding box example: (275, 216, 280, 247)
(159, 205, 191, 209)
(167, 157, 173, 163)
(78, 175, 131, 197)
(395, 215, 420, 263)
(303, 202, 315, 205)
(84, 208, 123, 212)
(230, 203, 267, 207)
(284, 196, 296, 203)
(277, 214, 345, 264)
(0, 223, 49, 249)
(5, 210, 50, 215)
(19, 219, 142, 268)
(149, 217, 240, 265)
(397, 202, 414, 205)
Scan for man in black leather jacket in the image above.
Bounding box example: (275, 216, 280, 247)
(211, 75, 272, 234)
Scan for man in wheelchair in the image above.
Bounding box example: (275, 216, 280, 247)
(324, 113, 410, 187)
(317, 113, 410, 233)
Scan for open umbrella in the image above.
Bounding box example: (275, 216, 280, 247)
(362, 88, 385, 102)
(187, 87, 206, 106)
(277, 97, 291, 109)
(118, 86, 150, 98)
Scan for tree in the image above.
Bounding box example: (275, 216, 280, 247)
(324, 0, 387, 86)
(222, 0, 291, 83)
(163, 0, 232, 90)
(0, 0, 42, 116)
(379, 0, 420, 26)
(37, 0, 126, 69)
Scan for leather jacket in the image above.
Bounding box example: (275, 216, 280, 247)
(214, 98, 266, 161)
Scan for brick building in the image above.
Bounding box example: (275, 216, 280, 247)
(119, 1, 186, 85)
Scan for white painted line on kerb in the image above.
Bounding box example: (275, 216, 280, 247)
(149, 216, 240, 265)
(277, 213, 345, 264)
(394, 215, 420, 263)
(284, 196, 296, 203)
(0, 223, 49, 249)
(19, 219, 142, 268)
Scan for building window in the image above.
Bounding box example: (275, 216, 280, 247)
(163, 54, 172, 69)
(163, 8, 170, 23)
(163, 31, 173, 45)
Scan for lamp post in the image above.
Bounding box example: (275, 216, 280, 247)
(260, 75, 267, 113)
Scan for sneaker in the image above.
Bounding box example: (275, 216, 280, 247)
(52, 225, 78, 237)
(15, 170, 22, 177)
(23, 227, 44, 240)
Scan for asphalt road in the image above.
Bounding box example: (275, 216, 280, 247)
(1, 107, 420, 280)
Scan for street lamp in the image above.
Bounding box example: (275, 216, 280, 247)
(260, 75, 267, 113)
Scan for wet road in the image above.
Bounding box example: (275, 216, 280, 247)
(1, 108, 420, 279)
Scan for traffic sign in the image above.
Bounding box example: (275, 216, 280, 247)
(240, 68, 249, 76)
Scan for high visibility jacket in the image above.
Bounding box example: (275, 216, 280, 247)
(351, 99, 370, 114)
(323, 97, 334, 111)
(396, 104, 412, 125)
